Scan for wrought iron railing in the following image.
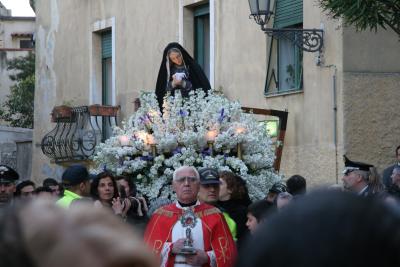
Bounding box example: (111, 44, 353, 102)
(41, 105, 120, 163)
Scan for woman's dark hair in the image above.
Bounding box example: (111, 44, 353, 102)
(90, 172, 119, 202)
(247, 200, 273, 222)
(34, 186, 53, 194)
(220, 171, 251, 205)
(15, 180, 36, 196)
(42, 178, 59, 187)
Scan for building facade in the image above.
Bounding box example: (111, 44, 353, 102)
(32, 0, 400, 186)
(0, 2, 35, 107)
(0, 2, 35, 180)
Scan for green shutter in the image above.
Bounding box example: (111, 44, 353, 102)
(274, 0, 303, 28)
(194, 4, 209, 70)
(101, 31, 112, 59)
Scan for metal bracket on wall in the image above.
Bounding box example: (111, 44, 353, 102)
(263, 27, 324, 53)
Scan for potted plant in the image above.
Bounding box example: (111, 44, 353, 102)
(51, 105, 73, 122)
(89, 104, 120, 116)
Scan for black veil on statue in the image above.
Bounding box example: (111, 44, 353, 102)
(155, 42, 211, 111)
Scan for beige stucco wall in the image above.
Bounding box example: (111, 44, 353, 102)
(33, 0, 400, 189)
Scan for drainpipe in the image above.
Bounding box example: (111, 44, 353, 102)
(323, 65, 338, 183)
(332, 66, 338, 184)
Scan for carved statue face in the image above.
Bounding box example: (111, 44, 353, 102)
(168, 50, 183, 66)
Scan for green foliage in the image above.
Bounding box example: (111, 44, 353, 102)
(319, 0, 400, 36)
(0, 53, 35, 128)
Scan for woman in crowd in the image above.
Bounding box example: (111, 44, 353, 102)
(155, 42, 211, 110)
(218, 171, 251, 246)
(90, 172, 130, 219)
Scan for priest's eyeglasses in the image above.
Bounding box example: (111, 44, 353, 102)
(175, 176, 198, 184)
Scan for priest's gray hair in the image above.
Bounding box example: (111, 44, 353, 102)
(173, 166, 200, 181)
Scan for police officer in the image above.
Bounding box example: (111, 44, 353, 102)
(197, 168, 238, 241)
(342, 155, 380, 197)
(0, 164, 19, 207)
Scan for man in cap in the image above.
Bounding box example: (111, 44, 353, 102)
(197, 168, 238, 241)
(144, 166, 236, 267)
(56, 164, 91, 208)
(265, 182, 287, 204)
(0, 164, 19, 207)
(342, 155, 374, 197)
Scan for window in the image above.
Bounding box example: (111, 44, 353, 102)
(194, 4, 210, 80)
(19, 39, 33, 49)
(101, 30, 112, 141)
(265, 0, 303, 95)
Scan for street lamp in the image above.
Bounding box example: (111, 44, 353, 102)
(248, 0, 324, 52)
(248, 0, 273, 27)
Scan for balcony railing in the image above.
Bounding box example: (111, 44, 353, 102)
(41, 105, 120, 163)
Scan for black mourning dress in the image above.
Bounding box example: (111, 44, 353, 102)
(155, 42, 211, 110)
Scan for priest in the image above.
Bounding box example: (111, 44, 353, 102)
(144, 166, 236, 267)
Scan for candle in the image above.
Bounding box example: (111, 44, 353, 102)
(150, 144, 157, 157)
(118, 135, 130, 146)
(237, 143, 243, 160)
(147, 134, 156, 145)
(135, 131, 147, 143)
(148, 109, 158, 118)
(205, 130, 218, 142)
(235, 126, 246, 135)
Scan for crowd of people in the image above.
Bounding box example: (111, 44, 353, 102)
(1, 144, 400, 266)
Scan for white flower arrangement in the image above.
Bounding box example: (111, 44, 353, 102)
(92, 90, 282, 200)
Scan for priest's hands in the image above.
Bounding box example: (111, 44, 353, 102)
(172, 238, 185, 254)
(172, 240, 208, 265)
(186, 250, 208, 266)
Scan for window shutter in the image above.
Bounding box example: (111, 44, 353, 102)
(274, 0, 303, 28)
(101, 31, 112, 59)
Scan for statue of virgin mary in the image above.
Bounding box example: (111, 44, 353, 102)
(155, 42, 211, 110)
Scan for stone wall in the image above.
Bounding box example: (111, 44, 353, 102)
(0, 126, 32, 180)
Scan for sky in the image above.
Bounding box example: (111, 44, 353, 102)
(1, 0, 35, 17)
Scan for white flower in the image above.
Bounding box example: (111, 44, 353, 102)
(92, 89, 282, 200)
